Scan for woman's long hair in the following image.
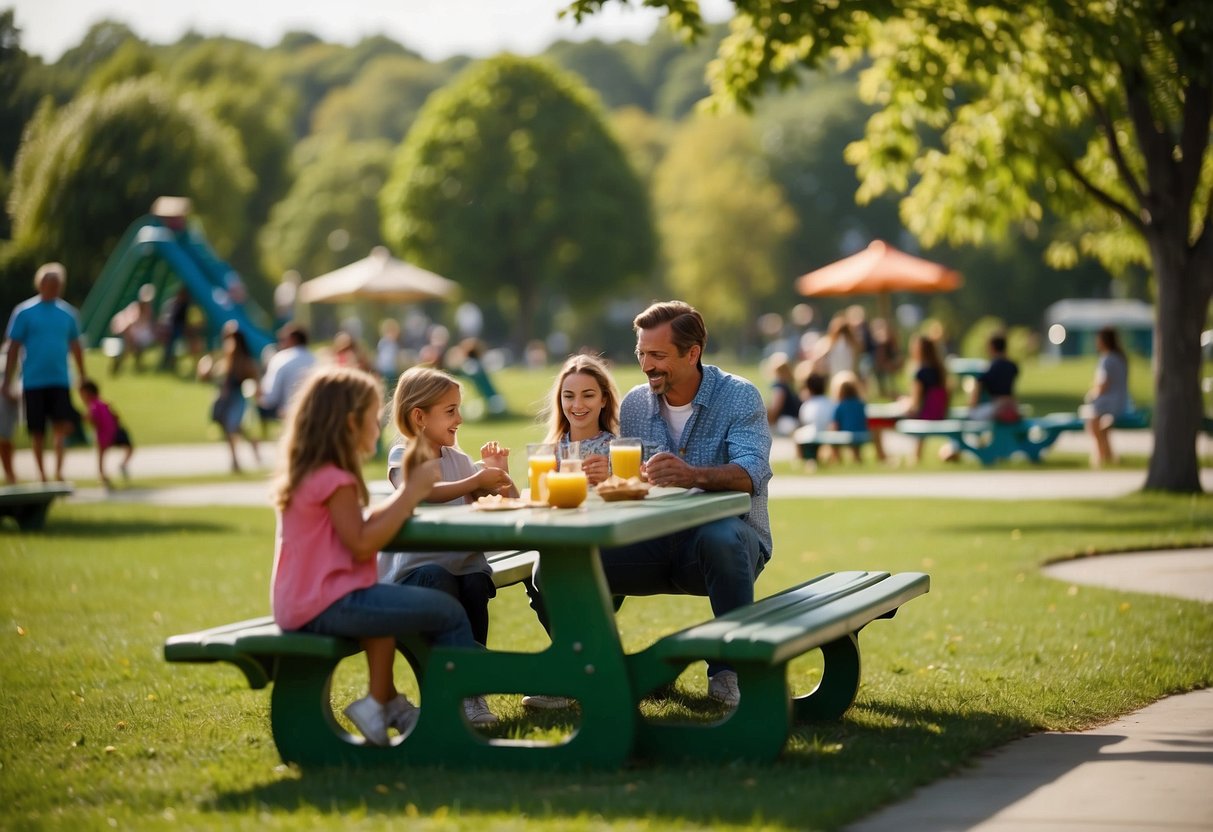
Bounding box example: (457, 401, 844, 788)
(274, 366, 379, 510)
(541, 353, 621, 444)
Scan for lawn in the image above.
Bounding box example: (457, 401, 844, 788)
(2, 493, 1210, 830)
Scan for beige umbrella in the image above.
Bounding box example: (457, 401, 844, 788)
(796, 240, 962, 319)
(297, 247, 458, 304)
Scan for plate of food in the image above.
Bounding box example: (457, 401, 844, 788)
(595, 475, 651, 502)
(472, 495, 530, 511)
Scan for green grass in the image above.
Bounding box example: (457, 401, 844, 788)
(2, 494, 1210, 830)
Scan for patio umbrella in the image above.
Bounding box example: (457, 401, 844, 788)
(297, 247, 458, 304)
(795, 240, 962, 319)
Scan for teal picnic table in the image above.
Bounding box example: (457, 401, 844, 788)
(270, 489, 752, 770)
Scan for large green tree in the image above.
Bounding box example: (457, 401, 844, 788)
(6, 77, 252, 306)
(380, 55, 656, 349)
(571, 0, 1213, 493)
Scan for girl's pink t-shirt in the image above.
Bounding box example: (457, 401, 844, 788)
(87, 399, 119, 448)
(271, 464, 375, 631)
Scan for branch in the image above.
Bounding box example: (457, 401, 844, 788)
(1059, 152, 1145, 232)
(1121, 61, 1175, 197)
(1079, 82, 1147, 207)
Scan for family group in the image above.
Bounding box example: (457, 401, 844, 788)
(270, 299, 773, 745)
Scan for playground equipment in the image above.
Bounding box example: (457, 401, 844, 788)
(80, 198, 274, 358)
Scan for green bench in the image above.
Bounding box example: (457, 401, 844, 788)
(163, 549, 538, 763)
(792, 426, 871, 462)
(627, 569, 930, 763)
(0, 482, 73, 530)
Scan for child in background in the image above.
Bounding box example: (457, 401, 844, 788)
(382, 366, 517, 727)
(795, 373, 834, 467)
(78, 380, 134, 488)
(271, 366, 477, 747)
(540, 354, 620, 485)
(830, 371, 868, 463)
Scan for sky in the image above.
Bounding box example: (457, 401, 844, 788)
(12, 0, 731, 63)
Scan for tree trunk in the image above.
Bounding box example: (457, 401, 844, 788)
(1143, 234, 1211, 492)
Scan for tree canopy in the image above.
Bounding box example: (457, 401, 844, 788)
(7, 77, 253, 305)
(380, 55, 656, 348)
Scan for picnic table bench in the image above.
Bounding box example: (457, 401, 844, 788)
(792, 426, 871, 462)
(164, 492, 929, 769)
(0, 482, 73, 530)
(896, 408, 1151, 465)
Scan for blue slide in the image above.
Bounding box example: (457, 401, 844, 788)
(80, 216, 274, 357)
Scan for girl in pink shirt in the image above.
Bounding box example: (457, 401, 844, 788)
(79, 380, 133, 489)
(271, 366, 476, 747)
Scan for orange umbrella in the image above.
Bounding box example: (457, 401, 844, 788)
(796, 240, 962, 318)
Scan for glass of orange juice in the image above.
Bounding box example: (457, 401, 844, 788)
(526, 442, 557, 503)
(545, 470, 588, 508)
(609, 438, 643, 480)
(559, 440, 583, 473)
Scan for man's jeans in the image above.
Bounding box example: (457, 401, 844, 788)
(399, 565, 496, 647)
(528, 516, 766, 677)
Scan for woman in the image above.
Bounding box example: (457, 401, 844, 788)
(903, 334, 950, 462)
(1083, 326, 1130, 467)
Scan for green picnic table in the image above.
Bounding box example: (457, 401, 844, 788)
(166, 490, 928, 769)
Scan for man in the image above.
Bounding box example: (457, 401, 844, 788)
(4, 262, 88, 482)
(527, 301, 772, 710)
(258, 323, 316, 422)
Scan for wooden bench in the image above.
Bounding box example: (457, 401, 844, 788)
(0, 482, 73, 530)
(1034, 408, 1151, 434)
(792, 426, 871, 462)
(627, 570, 930, 763)
(163, 549, 538, 763)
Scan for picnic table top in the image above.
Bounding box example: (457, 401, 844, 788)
(384, 488, 752, 552)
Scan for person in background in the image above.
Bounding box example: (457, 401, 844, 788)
(795, 373, 834, 469)
(200, 323, 261, 473)
(764, 353, 803, 437)
(159, 286, 192, 373)
(890, 334, 949, 464)
(109, 283, 158, 374)
(810, 312, 860, 382)
(271, 365, 475, 747)
(968, 333, 1020, 422)
(830, 370, 868, 464)
(258, 323, 316, 423)
(0, 343, 15, 484)
(870, 317, 903, 399)
(1083, 326, 1131, 468)
(376, 319, 403, 386)
(3, 262, 87, 482)
(332, 330, 372, 372)
(381, 366, 517, 728)
(540, 353, 620, 486)
(78, 380, 134, 489)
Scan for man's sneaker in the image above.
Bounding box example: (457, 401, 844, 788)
(521, 694, 574, 710)
(707, 670, 740, 708)
(343, 695, 389, 746)
(463, 695, 499, 727)
(385, 694, 419, 734)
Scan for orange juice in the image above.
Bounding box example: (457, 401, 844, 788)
(545, 471, 588, 508)
(610, 444, 642, 480)
(528, 455, 557, 500)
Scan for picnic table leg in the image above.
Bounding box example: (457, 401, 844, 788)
(791, 633, 861, 721)
(633, 662, 793, 764)
(14, 503, 50, 530)
(405, 543, 636, 769)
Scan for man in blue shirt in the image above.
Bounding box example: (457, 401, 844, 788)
(3, 262, 88, 482)
(523, 300, 772, 712)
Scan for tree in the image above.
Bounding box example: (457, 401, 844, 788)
(570, 0, 1213, 493)
(259, 139, 395, 280)
(309, 55, 452, 144)
(380, 55, 656, 349)
(7, 77, 252, 305)
(653, 113, 797, 350)
(544, 39, 650, 111)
